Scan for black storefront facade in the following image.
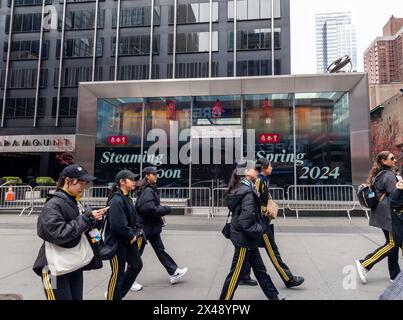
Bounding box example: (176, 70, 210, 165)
(76, 74, 371, 189)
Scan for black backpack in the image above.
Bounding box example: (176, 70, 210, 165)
(357, 170, 387, 209)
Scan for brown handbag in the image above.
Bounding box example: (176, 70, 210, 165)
(265, 195, 279, 220)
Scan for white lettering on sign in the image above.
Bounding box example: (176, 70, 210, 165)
(0, 135, 75, 153)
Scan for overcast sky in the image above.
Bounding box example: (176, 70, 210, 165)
(290, 0, 403, 74)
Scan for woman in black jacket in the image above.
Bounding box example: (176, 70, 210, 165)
(356, 151, 399, 284)
(104, 170, 144, 300)
(33, 164, 106, 300)
(136, 166, 188, 285)
(219, 160, 281, 300)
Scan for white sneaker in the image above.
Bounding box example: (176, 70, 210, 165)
(355, 260, 368, 284)
(130, 281, 143, 292)
(169, 267, 188, 284)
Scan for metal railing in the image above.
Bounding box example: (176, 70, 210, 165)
(0, 185, 34, 216)
(0, 184, 370, 221)
(287, 185, 356, 220)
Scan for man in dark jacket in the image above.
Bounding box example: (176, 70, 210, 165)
(220, 160, 281, 300)
(239, 159, 304, 288)
(136, 166, 188, 285)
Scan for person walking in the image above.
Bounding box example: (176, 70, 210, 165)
(104, 170, 144, 300)
(33, 164, 106, 300)
(135, 166, 188, 286)
(356, 151, 400, 283)
(219, 160, 281, 300)
(239, 159, 304, 288)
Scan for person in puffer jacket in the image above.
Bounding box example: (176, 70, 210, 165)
(135, 166, 188, 285)
(33, 164, 106, 300)
(219, 160, 282, 300)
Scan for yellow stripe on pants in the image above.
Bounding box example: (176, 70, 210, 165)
(108, 256, 118, 300)
(263, 233, 290, 282)
(137, 237, 143, 251)
(225, 248, 246, 300)
(362, 232, 395, 268)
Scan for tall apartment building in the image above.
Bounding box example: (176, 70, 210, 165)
(364, 15, 403, 84)
(0, 0, 291, 180)
(315, 12, 357, 73)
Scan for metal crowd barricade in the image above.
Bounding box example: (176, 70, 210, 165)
(158, 187, 211, 216)
(82, 186, 110, 209)
(0, 185, 33, 216)
(212, 188, 228, 218)
(268, 187, 287, 219)
(287, 185, 356, 220)
(31, 186, 57, 216)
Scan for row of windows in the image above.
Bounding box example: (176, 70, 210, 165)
(228, 59, 281, 76)
(3, 40, 49, 60)
(167, 62, 219, 79)
(1, 59, 279, 91)
(5, 1, 281, 34)
(7, 0, 101, 6)
(3, 31, 280, 61)
(112, 7, 161, 28)
(168, 32, 218, 53)
(59, 9, 105, 30)
(228, 0, 281, 20)
(51, 97, 77, 117)
(0, 98, 45, 118)
(168, 3, 219, 24)
(56, 38, 104, 58)
(111, 36, 159, 56)
(228, 29, 281, 51)
(0, 68, 47, 88)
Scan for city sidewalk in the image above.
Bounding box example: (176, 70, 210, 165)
(0, 214, 398, 300)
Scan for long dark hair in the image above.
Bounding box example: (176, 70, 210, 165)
(56, 175, 80, 191)
(107, 182, 119, 203)
(367, 151, 393, 184)
(227, 169, 241, 194)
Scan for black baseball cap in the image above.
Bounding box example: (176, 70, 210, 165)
(142, 166, 158, 174)
(257, 158, 271, 168)
(60, 164, 96, 182)
(114, 170, 139, 183)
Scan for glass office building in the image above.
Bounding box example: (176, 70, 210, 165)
(77, 74, 371, 189)
(0, 0, 291, 181)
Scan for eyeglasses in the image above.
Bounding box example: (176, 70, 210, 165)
(389, 156, 396, 161)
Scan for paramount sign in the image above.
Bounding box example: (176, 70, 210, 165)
(0, 135, 75, 153)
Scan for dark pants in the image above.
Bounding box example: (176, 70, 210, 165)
(241, 224, 294, 284)
(220, 246, 279, 300)
(360, 229, 400, 280)
(41, 269, 83, 300)
(138, 234, 178, 276)
(107, 242, 143, 300)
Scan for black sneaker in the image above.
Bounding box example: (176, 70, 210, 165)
(285, 276, 304, 288)
(238, 279, 258, 286)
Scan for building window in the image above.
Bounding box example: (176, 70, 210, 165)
(111, 35, 159, 56)
(6, 68, 47, 89)
(56, 38, 104, 58)
(169, 2, 218, 24)
(228, 28, 281, 50)
(4, 97, 45, 118)
(59, 0, 105, 3)
(228, 0, 281, 20)
(59, 9, 105, 30)
(54, 66, 103, 88)
(5, 13, 43, 33)
(8, 0, 51, 6)
(112, 6, 160, 28)
(227, 59, 281, 76)
(169, 32, 218, 53)
(167, 62, 218, 78)
(52, 97, 78, 117)
(109, 64, 159, 80)
(3, 40, 49, 61)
